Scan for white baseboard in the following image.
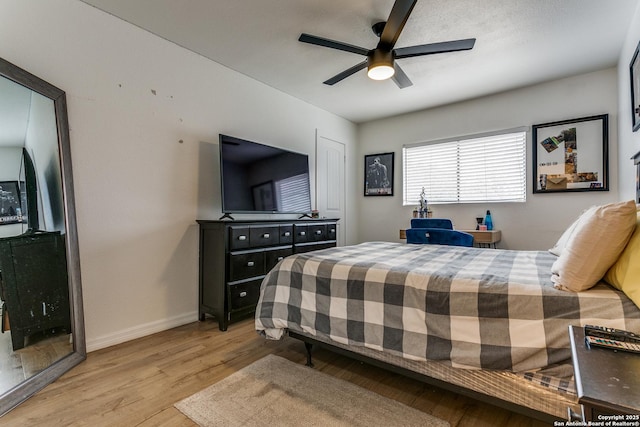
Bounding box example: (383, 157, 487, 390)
(86, 311, 199, 352)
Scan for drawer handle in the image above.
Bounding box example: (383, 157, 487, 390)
(283, 231, 291, 237)
(315, 230, 322, 235)
(238, 235, 247, 241)
(239, 291, 247, 298)
(247, 261, 255, 267)
(299, 231, 306, 236)
(277, 256, 284, 261)
(262, 233, 270, 239)
(330, 229, 335, 233)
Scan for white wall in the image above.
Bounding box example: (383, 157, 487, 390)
(358, 69, 621, 250)
(617, 3, 640, 200)
(25, 92, 63, 232)
(0, 0, 358, 351)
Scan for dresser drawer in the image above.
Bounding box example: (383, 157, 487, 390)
(294, 241, 336, 254)
(308, 224, 327, 241)
(327, 223, 337, 240)
(228, 278, 262, 310)
(265, 246, 293, 272)
(294, 225, 308, 243)
(229, 227, 250, 250)
(250, 226, 279, 247)
(229, 250, 265, 281)
(279, 225, 293, 244)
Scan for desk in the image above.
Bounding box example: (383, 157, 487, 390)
(569, 325, 640, 420)
(460, 230, 501, 248)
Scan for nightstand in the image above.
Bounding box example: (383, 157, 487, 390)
(568, 325, 640, 421)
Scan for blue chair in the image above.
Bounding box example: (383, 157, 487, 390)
(406, 218, 474, 247)
(410, 218, 454, 230)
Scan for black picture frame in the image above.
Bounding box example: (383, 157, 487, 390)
(630, 40, 640, 132)
(364, 152, 394, 196)
(532, 114, 608, 194)
(0, 181, 25, 225)
(251, 181, 276, 211)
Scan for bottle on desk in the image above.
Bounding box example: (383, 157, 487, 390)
(484, 210, 493, 231)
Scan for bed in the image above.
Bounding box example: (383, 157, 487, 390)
(255, 202, 640, 421)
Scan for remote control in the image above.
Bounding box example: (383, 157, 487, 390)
(584, 324, 640, 343)
(585, 335, 640, 354)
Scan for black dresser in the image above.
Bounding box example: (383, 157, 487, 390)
(197, 219, 338, 331)
(0, 231, 70, 350)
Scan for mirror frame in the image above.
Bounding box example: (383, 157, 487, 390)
(0, 57, 85, 415)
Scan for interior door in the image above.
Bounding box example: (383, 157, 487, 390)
(315, 132, 345, 246)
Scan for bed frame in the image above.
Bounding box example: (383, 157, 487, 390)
(289, 330, 577, 423)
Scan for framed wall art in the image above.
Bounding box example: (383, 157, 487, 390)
(364, 152, 394, 196)
(630, 40, 640, 132)
(0, 181, 25, 225)
(532, 114, 608, 194)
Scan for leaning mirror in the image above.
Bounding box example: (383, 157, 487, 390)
(0, 57, 85, 415)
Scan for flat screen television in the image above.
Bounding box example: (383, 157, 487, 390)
(219, 134, 312, 215)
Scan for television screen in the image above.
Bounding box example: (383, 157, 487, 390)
(219, 134, 312, 214)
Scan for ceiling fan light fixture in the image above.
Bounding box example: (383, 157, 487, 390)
(368, 64, 395, 80)
(367, 50, 395, 81)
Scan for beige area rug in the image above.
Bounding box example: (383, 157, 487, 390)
(175, 354, 449, 427)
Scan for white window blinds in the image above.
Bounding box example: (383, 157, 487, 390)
(275, 173, 311, 212)
(403, 130, 526, 205)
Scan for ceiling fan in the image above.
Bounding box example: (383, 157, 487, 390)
(298, 0, 476, 88)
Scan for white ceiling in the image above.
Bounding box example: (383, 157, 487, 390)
(64, 1, 640, 122)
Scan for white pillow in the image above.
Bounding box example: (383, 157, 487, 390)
(548, 209, 591, 256)
(551, 200, 637, 292)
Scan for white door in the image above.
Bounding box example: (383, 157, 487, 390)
(316, 132, 346, 246)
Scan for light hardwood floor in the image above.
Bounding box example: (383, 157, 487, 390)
(1, 318, 550, 426)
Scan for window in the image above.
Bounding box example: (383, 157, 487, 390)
(403, 130, 526, 205)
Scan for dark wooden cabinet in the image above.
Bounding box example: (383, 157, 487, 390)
(0, 232, 71, 351)
(197, 219, 338, 331)
(569, 325, 640, 421)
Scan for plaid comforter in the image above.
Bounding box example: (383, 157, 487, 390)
(256, 242, 640, 372)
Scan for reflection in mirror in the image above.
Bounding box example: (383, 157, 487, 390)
(0, 58, 85, 415)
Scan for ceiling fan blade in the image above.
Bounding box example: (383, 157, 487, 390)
(392, 63, 412, 89)
(323, 61, 368, 85)
(299, 33, 370, 56)
(394, 38, 476, 59)
(378, 0, 417, 50)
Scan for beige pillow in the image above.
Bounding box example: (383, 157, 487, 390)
(548, 208, 591, 256)
(551, 200, 637, 292)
